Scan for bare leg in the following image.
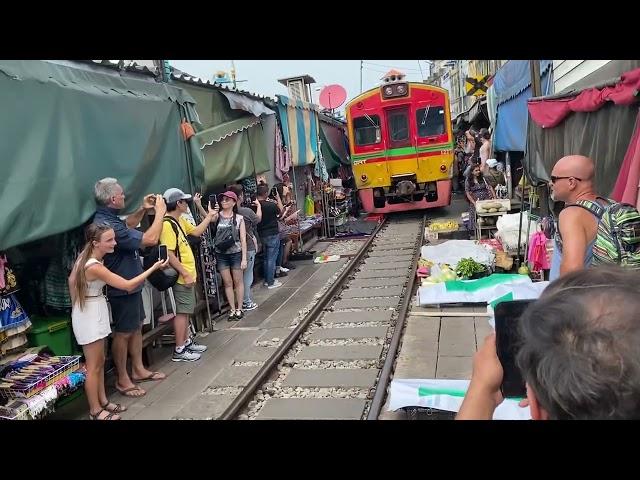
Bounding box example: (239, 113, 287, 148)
(232, 268, 244, 312)
(112, 332, 145, 396)
(220, 268, 236, 311)
(174, 313, 189, 349)
(130, 328, 165, 381)
(84, 339, 120, 419)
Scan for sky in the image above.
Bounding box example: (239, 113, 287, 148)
(169, 60, 432, 111)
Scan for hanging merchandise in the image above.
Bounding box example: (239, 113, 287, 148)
(527, 231, 550, 272)
(42, 258, 71, 309)
(0, 254, 19, 296)
(314, 148, 329, 182)
(1, 294, 29, 332)
(274, 119, 291, 181)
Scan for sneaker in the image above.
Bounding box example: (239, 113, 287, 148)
(185, 339, 207, 353)
(243, 302, 258, 311)
(263, 282, 269, 287)
(228, 310, 238, 321)
(236, 310, 244, 319)
(279, 266, 290, 273)
(283, 263, 296, 270)
(275, 270, 288, 278)
(267, 281, 283, 289)
(172, 349, 201, 362)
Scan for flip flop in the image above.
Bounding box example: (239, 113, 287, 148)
(133, 371, 166, 383)
(115, 385, 146, 397)
(102, 401, 127, 413)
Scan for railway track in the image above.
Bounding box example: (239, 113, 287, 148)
(218, 212, 425, 420)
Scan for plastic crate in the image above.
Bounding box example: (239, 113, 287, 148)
(27, 316, 73, 356)
(403, 406, 457, 420)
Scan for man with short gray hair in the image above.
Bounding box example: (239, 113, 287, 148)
(93, 177, 168, 397)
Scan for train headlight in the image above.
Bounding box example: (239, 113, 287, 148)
(360, 174, 369, 184)
(440, 164, 447, 173)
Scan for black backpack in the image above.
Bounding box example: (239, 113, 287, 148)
(142, 217, 190, 291)
(214, 213, 238, 251)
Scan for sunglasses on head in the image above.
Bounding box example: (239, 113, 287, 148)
(550, 175, 583, 183)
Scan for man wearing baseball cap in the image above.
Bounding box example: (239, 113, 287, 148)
(161, 188, 217, 362)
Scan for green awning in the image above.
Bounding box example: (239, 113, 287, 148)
(196, 116, 262, 147)
(202, 121, 271, 189)
(0, 60, 196, 250)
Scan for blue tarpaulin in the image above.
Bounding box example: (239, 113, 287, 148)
(493, 60, 553, 152)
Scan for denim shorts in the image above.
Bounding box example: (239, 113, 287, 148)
(217, 251, 242, 270)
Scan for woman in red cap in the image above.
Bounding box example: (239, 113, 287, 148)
(214, 191, 248, 320)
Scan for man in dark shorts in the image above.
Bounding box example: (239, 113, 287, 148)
(93, 177, 167, 397)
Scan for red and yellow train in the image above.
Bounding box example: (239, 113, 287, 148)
(346, 79, 454, 213)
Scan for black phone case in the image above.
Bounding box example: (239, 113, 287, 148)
(494, 300, 532, 399)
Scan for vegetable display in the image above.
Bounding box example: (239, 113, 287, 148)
(455, 257, 487, 279)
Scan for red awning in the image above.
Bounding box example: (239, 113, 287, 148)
(527, 67, 640, 129)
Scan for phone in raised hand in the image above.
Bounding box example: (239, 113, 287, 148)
(158, 245, 168, 262)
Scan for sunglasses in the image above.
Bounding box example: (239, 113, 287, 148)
(550, 175, 582, 183)
(219, 196, 233, 202)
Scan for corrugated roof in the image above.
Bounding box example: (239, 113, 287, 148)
(86, 60, 159, 76)
(170, 70, 274, 103)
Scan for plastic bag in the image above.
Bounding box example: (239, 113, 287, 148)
(304, 195, 315, 216)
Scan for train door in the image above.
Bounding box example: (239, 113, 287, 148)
(384, 105, 417, 178)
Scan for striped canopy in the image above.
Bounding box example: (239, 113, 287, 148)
(276, 94, 319, 167)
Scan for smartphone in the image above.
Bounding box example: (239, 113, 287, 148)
(250, 193, 257, 202)
(208, 194, 218, 208)
(494, 299, 534, 399)
(158, 245, 168, 262)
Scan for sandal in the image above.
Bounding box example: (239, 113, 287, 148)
(89, 409, 121, 420)
(228, 310, 237, 321)
(101, 401, 127, 414)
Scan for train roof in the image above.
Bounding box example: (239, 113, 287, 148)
(345, 82, 449, 108)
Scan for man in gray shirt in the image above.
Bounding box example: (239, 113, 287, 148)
(229, 184, 262, 310)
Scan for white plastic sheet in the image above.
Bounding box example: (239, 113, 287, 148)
(421, 240, 494, 267)
(389, 379, 531, 420)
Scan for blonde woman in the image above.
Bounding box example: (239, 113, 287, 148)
(69, 223, 167, 420)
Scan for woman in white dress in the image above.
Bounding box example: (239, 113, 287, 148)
(69, 223, 166, 420)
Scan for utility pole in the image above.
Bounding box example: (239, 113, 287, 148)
(231, 60, 237, 89)
(360, 60, 363, 93)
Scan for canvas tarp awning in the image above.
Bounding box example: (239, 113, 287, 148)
(276, 95, 320, 167)
(493, 60, 553, 152)
(525, 102, 639, 196)
(175, 81, 274, 189)
(201, 119, 272, 189)
(319, 120, 349, 171)
(0, 60, 197, 251)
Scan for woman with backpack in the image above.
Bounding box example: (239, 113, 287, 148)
(68, 223, 168, 420)
(213, 191, 248, 321)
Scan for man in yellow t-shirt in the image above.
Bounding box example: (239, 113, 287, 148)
(161, 188, 218, 362)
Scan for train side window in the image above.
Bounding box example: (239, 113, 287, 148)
(353, 115, 381, 146)
(416, 106, 445, 137)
